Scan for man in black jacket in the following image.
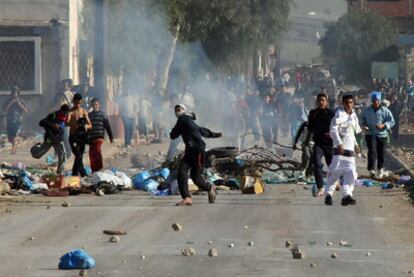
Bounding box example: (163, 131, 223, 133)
(170, 104, 222, 206)
(88, 98, 114, 173)
(308, 93, 335, 197)
(33, 105, 69, 175)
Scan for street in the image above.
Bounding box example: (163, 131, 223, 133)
(1, 149, 414, 276)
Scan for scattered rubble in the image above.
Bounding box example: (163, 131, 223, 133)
(5, 209, 12, 213)
(181, 248, 196, 256)
(331, 253, 337, 259)
(140, 255, 146, 260)
(61, 201, 71, 208)
(409, 269, 414, 275)
(207, 241, 213, 245)
(208, 248, 218, 257)
(29, 236, 34, 241)
(171, 223, 183, 232)
(310, 263, 317, 268)
(248, 241, 254, 246)
(109, 236, 120, 243)
(366, 252, 371, 257)
(285, 241, 293, 248)
(228, 243, 235, 248)
(326, 242, 333, 246)
(291, 246, 305, 259)
(46, 205, 51, 209)
(339, 241, 348, 246)
(103, 230, 127, 236)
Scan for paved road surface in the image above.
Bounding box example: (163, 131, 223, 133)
(1, 182, 414, 277)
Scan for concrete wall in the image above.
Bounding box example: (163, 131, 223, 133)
(0, 0, 69, 22)
(0, 0, 81, 132)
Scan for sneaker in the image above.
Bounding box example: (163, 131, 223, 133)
(377, 168, 384, 179)
(208, 185, 216, 204)
(341, 195, 357, 206)
(325, 195, 333, 206)
(369, 170, 376, 178)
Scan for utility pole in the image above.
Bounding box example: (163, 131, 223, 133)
(94, 0, 106, 112)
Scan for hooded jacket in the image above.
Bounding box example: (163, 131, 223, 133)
(170, 113, 220, 153)
(39, 111, 67, 143)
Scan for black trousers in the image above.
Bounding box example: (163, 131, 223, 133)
(177, 149, 212, 199)
(69, 135, 87, 177)
(312, 144, 333, 189)
(365, 135, 386, 171)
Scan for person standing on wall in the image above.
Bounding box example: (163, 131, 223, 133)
(88, 98, 114, 173)
(4, 86, 28, 154)
(308, 93, 335, 197)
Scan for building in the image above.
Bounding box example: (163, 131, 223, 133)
(347, 0, 414, 80)
(0, 0, 82, 130)
(347, 0, 414, 34)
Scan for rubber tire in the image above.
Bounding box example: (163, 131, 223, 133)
(207, 147, 238, 158)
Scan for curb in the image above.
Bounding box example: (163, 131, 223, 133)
(385, 150, 414, 177)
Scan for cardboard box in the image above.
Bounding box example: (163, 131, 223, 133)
(240, 176, 264, 194)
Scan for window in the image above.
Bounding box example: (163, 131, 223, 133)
(0, 37, 41, 95)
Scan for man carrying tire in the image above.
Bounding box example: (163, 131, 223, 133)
(170, 104, 222, 206)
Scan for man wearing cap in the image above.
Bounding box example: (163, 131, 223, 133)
(360, 92, 395, 178)
(170, 104, 222, 206)
(4, 86, 28, 154)
(325, 94, 362, 206)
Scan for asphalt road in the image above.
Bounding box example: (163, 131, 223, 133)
(1, 180, 414, 277)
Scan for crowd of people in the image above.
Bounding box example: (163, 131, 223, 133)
(3, 71, 414, 206)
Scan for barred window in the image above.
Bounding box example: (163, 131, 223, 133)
(0, 37, 41, 94)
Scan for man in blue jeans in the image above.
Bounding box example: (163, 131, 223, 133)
(360, 92, 395, 178)
(308, 93, 335, 197)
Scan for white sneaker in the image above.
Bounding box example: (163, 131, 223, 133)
(369, 170, 376, 178)
(377, 168, 384, 179)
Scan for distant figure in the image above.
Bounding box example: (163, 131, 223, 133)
(88, 98, 114, 173)
(388, 94, 403, 142)
(406, 80, 414, 111)
(117, 88, 138, 147)
(139, 94, 151, 144)
(54, 79, 74, 158)
(4, 86, 28, 154)
(73, 77, 97, 111)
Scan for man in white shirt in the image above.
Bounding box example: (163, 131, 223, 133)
(325, 94, 362, 206)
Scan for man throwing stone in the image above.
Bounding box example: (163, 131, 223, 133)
(325, 94, 362, 206)
(170, 104, 222, 206)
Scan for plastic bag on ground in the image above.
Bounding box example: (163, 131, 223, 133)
(58, 249, 96, 270)
(91, 170, 123, 188)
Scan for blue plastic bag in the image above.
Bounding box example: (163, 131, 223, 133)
(133, 171, 151, 189)
(58, 249, 96, 270)
(20, 171, 33, 190)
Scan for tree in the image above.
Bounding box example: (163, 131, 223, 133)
(319, 10, 397, 81)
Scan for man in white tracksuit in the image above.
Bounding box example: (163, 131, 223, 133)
(325, 94, 362, 206)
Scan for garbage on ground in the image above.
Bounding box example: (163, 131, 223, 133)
(58, 249, 96, 270)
